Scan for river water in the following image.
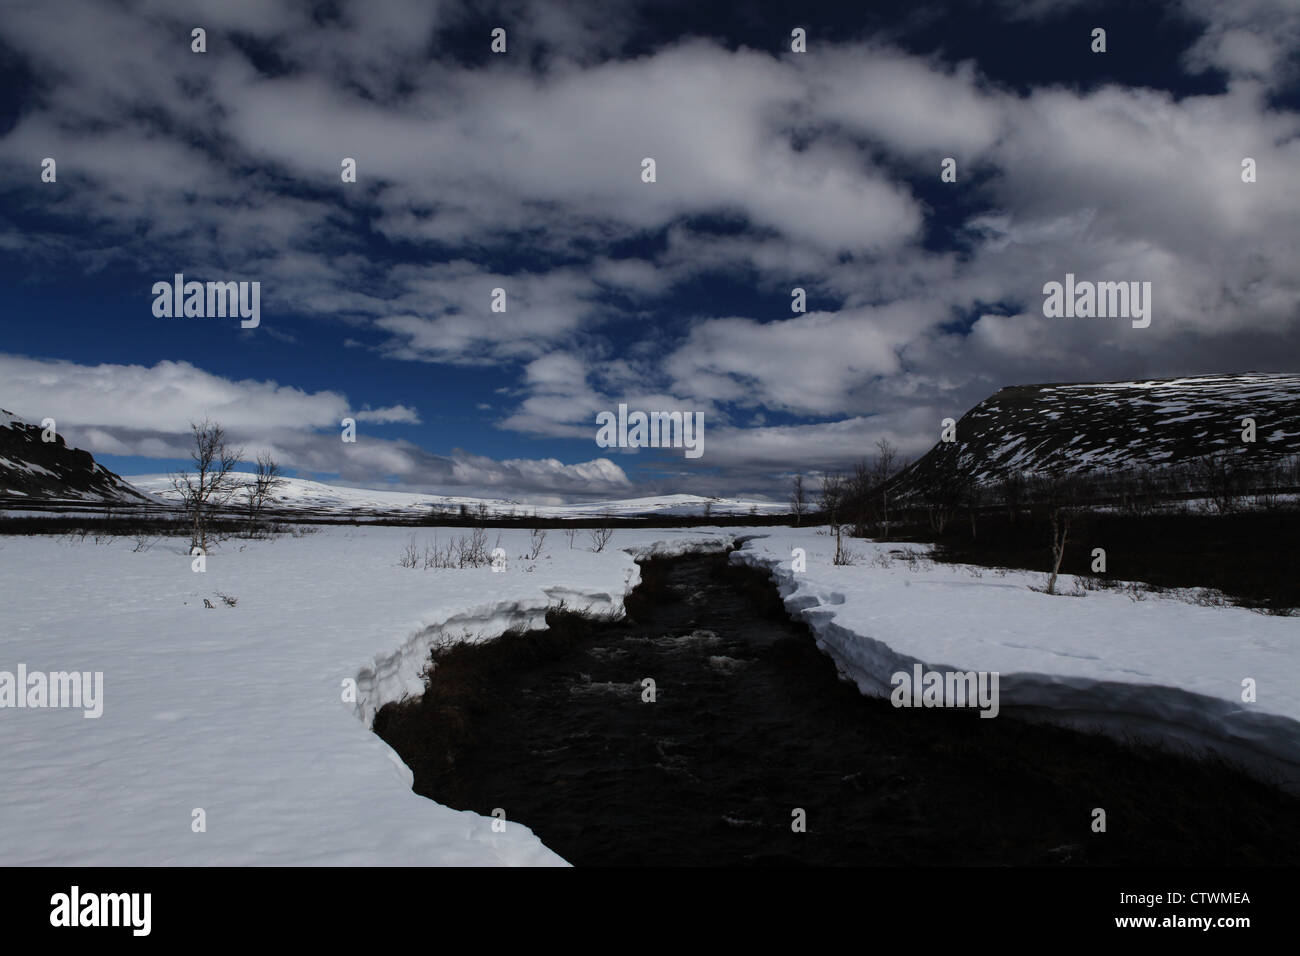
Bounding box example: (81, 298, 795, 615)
(374, 550, 1300, 866)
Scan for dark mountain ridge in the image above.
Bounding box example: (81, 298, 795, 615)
(0, 409, 148, 503)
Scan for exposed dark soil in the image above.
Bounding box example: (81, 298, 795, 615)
(373, 550, 1300, 866)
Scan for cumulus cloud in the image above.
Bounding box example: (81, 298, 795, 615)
(1, 0, 1298, 496)
(0, 354, 631, 498)
(0, 354, 416, 433)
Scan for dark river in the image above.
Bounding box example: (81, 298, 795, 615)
(374, 549, 1300, 866)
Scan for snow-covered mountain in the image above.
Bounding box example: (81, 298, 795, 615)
(896, 372, 1300, 491)
(0, 409, 148, 502)
(126, 473, 785, 519)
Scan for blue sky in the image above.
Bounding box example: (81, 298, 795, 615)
(1, 0, 1297, 501)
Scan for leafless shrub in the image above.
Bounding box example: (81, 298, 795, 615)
(1194, 453, 1241, 514)
(831, 536, 860, 566)
(589, 519, 614, 553)
(894, 547, 929, 571)
(418, 528, 494, 569)
(468, 526, 490, 566)
(526, 528, 547, 561)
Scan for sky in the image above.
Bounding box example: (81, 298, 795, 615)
(0, 0, 1297, 503)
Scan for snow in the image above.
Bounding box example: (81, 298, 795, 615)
(124, 474, 785, 519)
(1, 523, 1297, 866)
(0, 457, 58, 478)
(0, 525, 735, 865)
(732, 531, 1300, 789)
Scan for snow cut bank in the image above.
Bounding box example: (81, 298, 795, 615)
(730, 531, 1300, 791)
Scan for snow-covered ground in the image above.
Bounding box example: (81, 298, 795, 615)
(1, 524, 1296, 866)
(125, 473, 786, 518)
(0, 525, 733, 865)
(734, 531, 1300, 789)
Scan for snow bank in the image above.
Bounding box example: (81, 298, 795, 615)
(731, 531, 1300, 790)
(0, 526, 732, 866)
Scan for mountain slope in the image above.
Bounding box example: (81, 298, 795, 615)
(896, 372, 1300, 492)
(0, 410, 148, 502)
(125, 473, 785, 519)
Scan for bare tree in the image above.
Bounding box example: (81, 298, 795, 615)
(871, 438, 900, 539)
(1045, 507, 1072, 595)
(170, 419, 244, 551)
(963, 478, 984, 540)
(244, 452, 284, 534)
(819, 471, 844, 530)
(849, 457, 874, 536)
(920, 449, 967, 537)
(790, 474, 807, 526)
(999, 470, 1027, 523)
(1035, 475, 1080, 595)
(815, 471, 854, 562)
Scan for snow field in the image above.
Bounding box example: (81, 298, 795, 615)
(1, 523, 1297, 866)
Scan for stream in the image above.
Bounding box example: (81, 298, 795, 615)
(373, 549, 1300, 866)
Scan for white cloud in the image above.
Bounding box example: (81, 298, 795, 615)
(2, 0, 1299, 494)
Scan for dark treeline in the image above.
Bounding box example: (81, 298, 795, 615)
(806, 451, 1300, 611)
(820, 451, 1300, 539)
(0, 501, 801, 537)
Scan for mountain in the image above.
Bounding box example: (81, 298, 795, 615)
(126, 473, 786, 519)
(895, 372, 1300, 493)
(0, 409, 148, 502)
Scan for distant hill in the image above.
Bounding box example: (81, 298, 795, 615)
(894, 372, 1300, 495)
(126, 473, 785, 520)
(0, 409, 148, 503)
